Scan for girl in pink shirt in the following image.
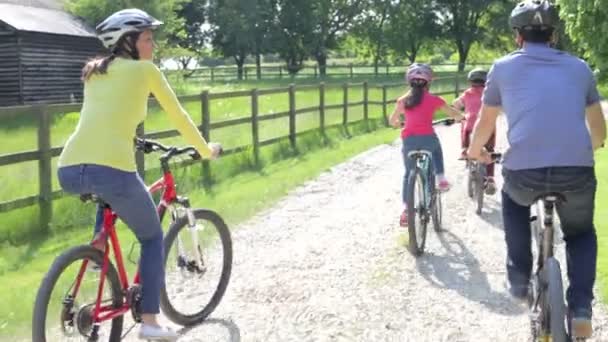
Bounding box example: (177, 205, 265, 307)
(453, 68, 497, 194)
(390, 63, 464, 227)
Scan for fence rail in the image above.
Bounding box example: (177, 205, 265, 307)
(168, 62, 492, 82)
(0, 74, 466, 231)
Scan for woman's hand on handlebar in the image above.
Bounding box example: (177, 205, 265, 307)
(209, 142, 223, 160)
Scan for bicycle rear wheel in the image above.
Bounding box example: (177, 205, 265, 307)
(432, 191, 442, 232)
(545, 258, 568, 342)
(407, 168, 427, 256)
(32, 245, 123, 342)
(160, 209, 232, 326)
(475, 165, 485, 215)
(467, 162, 474, 199)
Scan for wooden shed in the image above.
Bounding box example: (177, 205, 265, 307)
(0, 3, 106, 106)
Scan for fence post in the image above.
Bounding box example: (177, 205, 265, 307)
(251, 89, 260, 166)
(349, 63, 354, 78)
(386, 64, 389, 76)
(363, 81, 369, 129)
(454, 73, 460, 98)
(314, 65, 318, 78)
(201, 90, 211, 183)
(37, 105, 52, 233)
(244, 66, 248, 80)
(319, 82, 325, 136)
(135, 123, 145, 177)
(279, 66, 283, 79)
(342, 83, 348, 127)
(210, 67, 215, 82)
(289, 84, 296, 148)
(382, 85, 388, 127)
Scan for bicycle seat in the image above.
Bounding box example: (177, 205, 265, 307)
(407, 150, 432, 158)
(79, 194, 109, 206)
(535, 192, 567, 203)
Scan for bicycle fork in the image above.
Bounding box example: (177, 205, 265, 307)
(171, 199, 207, 274)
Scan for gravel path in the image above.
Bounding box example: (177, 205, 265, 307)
(126, 116, 608, 341)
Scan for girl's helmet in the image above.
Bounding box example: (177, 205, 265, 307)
(406, 63, 433, 83)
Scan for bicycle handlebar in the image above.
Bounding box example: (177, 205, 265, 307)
(135, 138, 201, 161)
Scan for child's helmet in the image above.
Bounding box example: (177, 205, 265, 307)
(467, 68, 488, 82)
(406, 63, 433, 83)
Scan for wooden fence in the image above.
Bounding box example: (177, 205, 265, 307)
(170, 62, 492, 82)
(0, 74, 465, 231)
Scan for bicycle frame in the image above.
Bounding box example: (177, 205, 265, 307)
(412, 153, 434, 209)
(70, 168, 181, 327)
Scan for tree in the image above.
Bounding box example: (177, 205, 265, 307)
(557, 0, 603, 70)
(310, 0, 364, 76)
(435, 0, 499, 71)
(351, 0, 392, 74)
(167, 0, 207, 76)
(271, 0, 316, 75)
(65, 0, 185, 54)
(208, 0, 274, 79)
(385, 0, 438, 64)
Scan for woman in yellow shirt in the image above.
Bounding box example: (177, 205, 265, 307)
(57, 9, 220, 340)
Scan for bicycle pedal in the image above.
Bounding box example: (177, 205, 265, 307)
(530, 215, 538, 222)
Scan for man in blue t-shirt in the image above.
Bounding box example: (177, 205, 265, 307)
(468, 0, 606, 338)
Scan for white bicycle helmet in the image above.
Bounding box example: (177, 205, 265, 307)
(406, 63, 433, 83)
(96, 9, 163, 49)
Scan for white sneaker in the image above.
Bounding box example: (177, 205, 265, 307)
(138, 324, 179, 341)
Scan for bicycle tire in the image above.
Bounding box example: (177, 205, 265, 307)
(432, 191, 443, 232)
(32, 245, 123, 342)
(160, 209, 233, 326)
(467, 162, 474, 199)
(475, 165, 485, 216)
(407, 168, 427, 256)
(545, 258, 568, 342)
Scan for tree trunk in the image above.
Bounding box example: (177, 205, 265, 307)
(316, 52, 327, 77)
(255, 53, 262, 80)
(456, 40, 470, 72)
(235, 55, 245, 80)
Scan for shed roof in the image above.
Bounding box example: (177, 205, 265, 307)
(0, 3, 96, 37)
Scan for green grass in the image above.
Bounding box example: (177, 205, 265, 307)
(0, 75, 460, 243)
(0, 119, 397, 339)
(594, 147, 608, 302)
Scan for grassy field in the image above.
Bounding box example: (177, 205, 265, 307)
(0, 119, 402, 339)
(594, 146, 608, 302)
(0, 75, 461, 244)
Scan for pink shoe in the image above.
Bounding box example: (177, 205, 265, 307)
(438, 179, 451, 192)
(399, 209, 408, 227)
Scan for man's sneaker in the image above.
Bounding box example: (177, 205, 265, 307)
(438, 179, 451, 192)
(485, 177, 497, 195)
(399, 209, 408, 227)
(138, 324, 179, 341)
(504, 279, 528, 307)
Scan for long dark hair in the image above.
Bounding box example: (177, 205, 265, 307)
(404, 79, 428, 110)
(81, 31, 142, 81)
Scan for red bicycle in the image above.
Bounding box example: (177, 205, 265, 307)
(32, 139, 232, 341)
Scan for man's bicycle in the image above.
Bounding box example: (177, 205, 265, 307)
(528, 193, 586, 342)
(32, 139, 232, 341)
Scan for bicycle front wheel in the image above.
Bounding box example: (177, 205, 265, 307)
(407, 168, 427, 256)
(545, 258, 568, 342)
(160, 209, 232, 326)
(32, 245, 123, 342)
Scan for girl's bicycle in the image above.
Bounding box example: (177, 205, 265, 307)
(32, 138, 233, 341)
(406, 118, 456, 256)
